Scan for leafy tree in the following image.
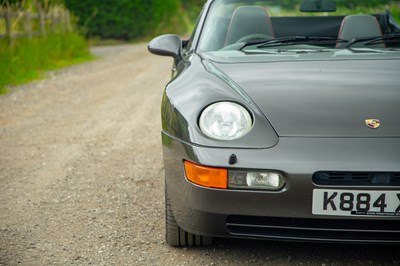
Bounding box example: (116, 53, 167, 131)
(335, 0, 394, 8)
(181, 0, 205, 21)
(65, 0, 181, 40)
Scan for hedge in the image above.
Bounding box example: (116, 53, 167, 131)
(65, 0, 183, 40)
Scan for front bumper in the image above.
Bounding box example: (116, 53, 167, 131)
(162, 132, 400, 243)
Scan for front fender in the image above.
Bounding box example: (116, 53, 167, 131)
(161, 55, 278, 149)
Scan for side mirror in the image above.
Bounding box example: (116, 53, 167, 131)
(148, 34, 182, 60)
(300, 0, 337, 12)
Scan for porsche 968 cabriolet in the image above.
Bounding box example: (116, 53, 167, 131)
(148, 0, 400, 246)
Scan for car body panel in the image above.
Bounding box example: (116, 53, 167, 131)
(212, 56, 400, 137)
(150, 0, 400, 244)
(162, 54, 279, 148)
(163, 133, 400, 242)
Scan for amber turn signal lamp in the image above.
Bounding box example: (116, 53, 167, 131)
(184, 161, 228, 189)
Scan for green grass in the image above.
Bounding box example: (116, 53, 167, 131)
(0, 33, 93, 94)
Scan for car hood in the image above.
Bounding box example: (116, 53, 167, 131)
(213, 58, 400, 137)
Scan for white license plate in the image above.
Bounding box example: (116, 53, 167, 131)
(313, 189, 400, 217)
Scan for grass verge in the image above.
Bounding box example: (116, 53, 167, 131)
(0, 33, 93, 95)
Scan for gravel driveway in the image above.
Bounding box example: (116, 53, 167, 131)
(0, 43, 399, 265)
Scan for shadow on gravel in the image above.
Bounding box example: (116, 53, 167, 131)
(184, 238, 399, 265)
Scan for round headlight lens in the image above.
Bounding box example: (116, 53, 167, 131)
(199, 102, 253, 140)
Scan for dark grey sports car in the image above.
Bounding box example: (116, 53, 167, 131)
(148, 0, 400, 246)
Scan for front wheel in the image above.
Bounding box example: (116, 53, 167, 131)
(165, 192, 213, 247)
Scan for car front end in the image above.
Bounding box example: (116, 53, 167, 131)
(149, 0, 400, 246)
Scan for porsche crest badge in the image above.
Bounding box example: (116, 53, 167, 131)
(365, 119, 380, 129)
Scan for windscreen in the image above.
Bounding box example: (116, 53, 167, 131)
(198, 0, 400, 52)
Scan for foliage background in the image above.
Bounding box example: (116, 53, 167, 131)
(1, 0, 207, 40)
(0, 0, 92, 94)
(63, 0, 205, 40)
(64, 0, 183, 40)
(4, 0, 397, 41)
(63, 0, 399, 40)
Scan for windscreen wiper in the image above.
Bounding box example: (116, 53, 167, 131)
(345, 33, 400, 48)
(239, 36, 346, 50)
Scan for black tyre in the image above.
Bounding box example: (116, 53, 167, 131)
(165, 192, 213, 247)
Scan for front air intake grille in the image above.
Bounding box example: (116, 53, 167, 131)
(226, 215, 400, 243)
(313, 172, 400, 186)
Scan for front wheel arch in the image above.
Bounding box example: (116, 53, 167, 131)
(165, 192, 213, 247)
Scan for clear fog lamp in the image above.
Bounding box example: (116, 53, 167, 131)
(228, 170, 285, 190)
